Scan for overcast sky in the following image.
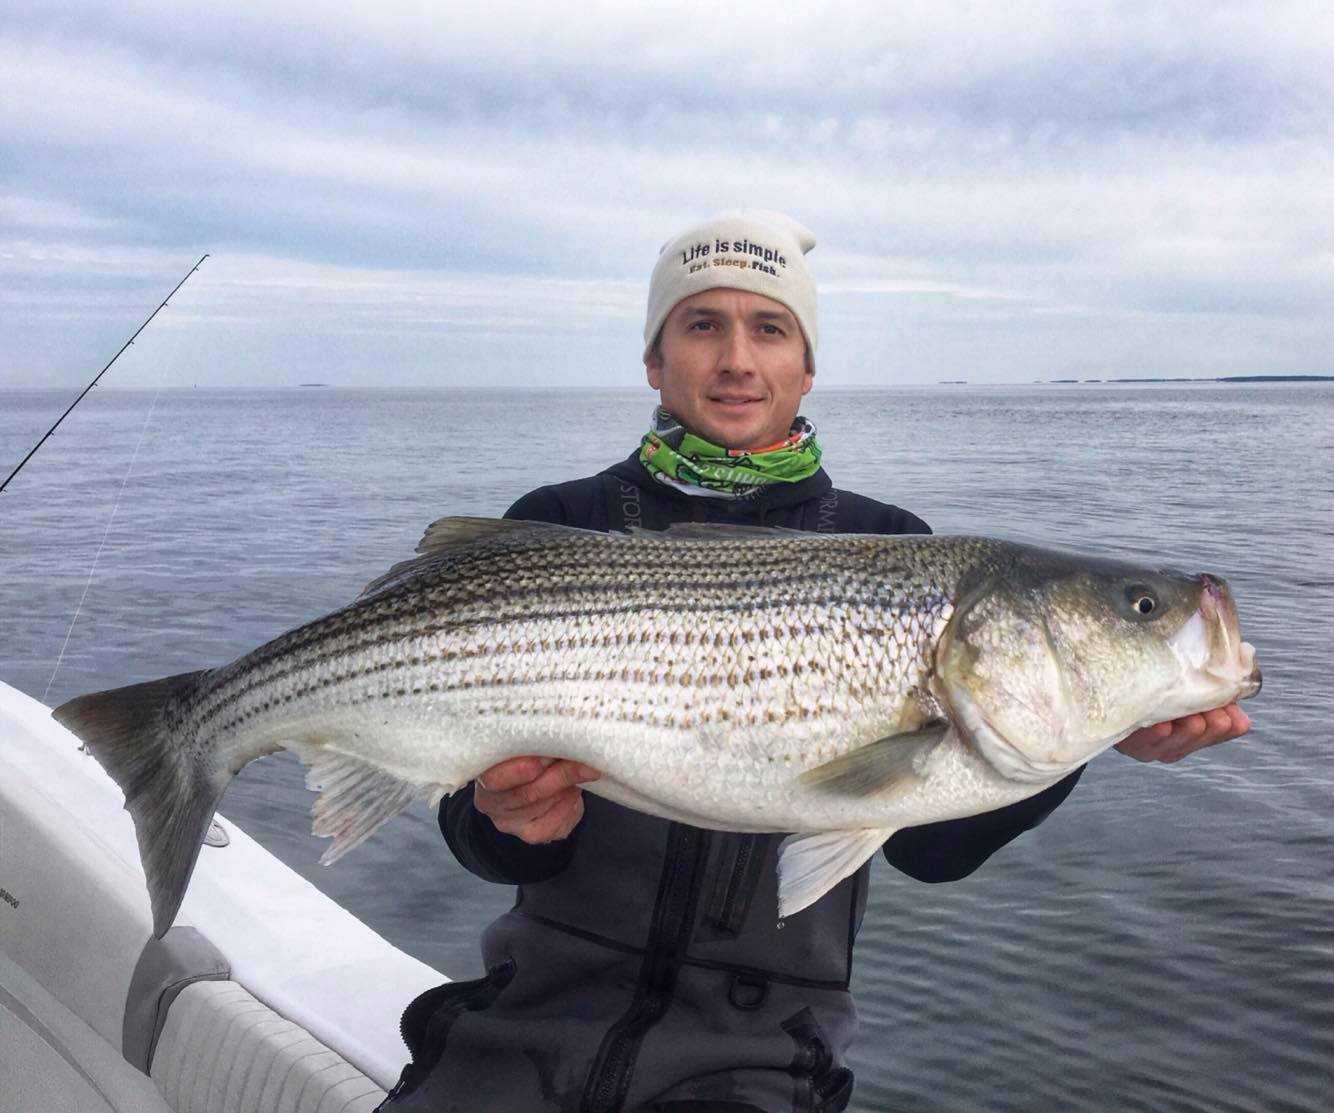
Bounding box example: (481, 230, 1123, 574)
(3, 1, 1331, 388)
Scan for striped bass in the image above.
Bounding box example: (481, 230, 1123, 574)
(52, 517, 1261, 937)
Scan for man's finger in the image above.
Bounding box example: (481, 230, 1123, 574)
(1180, 713, 1208, 740)
(476, 755, 549, 793)
(1209, 703, 1250, 738)
(1115, 719, 1175, 759)
(487, 785, 582, 827)
(1118, 700, 1255, 763)
(523, 793, 587, 844)
(475, 756, 601, 796)
(496, 759, 601, 809)
(493, 788, 584, 843)
(1163, 705, 1254, 760)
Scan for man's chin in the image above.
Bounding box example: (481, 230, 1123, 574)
(696, 406, 772, 450)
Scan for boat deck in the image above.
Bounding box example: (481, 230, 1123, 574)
(0, 679, 444, 1112)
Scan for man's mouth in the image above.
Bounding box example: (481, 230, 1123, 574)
(709, 395, 764, 407)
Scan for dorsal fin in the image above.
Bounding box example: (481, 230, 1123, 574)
(647, 521, 809, 541)
(357, 516, 603, 601)
(415, 516, 543, 555)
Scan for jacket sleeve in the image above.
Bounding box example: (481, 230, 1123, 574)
(503, 485, 570, 525)
(882, 766, 1084, 882)
(436, 486, 580, 885)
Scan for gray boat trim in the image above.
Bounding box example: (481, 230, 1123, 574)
(1, 979, 121, 1109)
(122, 926, 230, 1074)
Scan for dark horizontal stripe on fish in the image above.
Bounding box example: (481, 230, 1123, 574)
(232, 556, 893, 671)
(191, 597, 941, 741)
(188, 584, 943, 734)
(217, 688, 856, 738)
(207, 655, 870, 737)
(190, 593, 909, 736)
(194, 617, 905, 737)
(223, 532, 916, 669)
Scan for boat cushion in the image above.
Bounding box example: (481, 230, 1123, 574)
(151, 978, 386, 1112)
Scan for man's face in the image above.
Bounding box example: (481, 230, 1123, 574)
(645, 288, 813, 450)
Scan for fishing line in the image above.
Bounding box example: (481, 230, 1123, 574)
(14, 256, 207, 704)
(43, 387, 162, 705)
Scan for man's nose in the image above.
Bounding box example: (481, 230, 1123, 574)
(718, 329, 757, 374)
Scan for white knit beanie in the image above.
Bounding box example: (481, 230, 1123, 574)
(643, 210, 818, 365)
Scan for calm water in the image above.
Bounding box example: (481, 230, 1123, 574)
(2, 384, 1331, 1112)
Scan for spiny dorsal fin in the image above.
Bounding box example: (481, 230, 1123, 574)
(357, 517, 601, 600)
(795, 722, 949, 798)
(415, 516, 549, 555)
(649, 521, 809, 541)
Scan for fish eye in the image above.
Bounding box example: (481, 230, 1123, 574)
(1125, 586, 1158, 619)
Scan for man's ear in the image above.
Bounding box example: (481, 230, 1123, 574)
(645, 348, 664, 390)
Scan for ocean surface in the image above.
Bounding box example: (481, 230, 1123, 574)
(2, 384, 1330, 1112)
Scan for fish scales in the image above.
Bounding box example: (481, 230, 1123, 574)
(197, 533, 948, 705)
(51, 519, 1261, 934)
(191, 532, 961, 801)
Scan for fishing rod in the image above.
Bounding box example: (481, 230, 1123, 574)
(0, 253, 209, 496)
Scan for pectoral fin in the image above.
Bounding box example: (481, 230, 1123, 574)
(795, 722, 948, 798)
(777, 828, 896, 917)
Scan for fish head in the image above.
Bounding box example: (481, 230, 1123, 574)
(933, 549, 1261, 784)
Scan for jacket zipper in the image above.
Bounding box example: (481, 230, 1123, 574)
(581, 823, 709, 1112)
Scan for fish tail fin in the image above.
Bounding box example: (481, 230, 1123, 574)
(52, 671, 221, 938)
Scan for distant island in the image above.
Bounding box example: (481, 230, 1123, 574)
(1039, 374, 1333, 385)
(298, 382, 329, 387)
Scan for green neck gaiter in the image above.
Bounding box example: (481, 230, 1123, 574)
(638, 407, 823, 496)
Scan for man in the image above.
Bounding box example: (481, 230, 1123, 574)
(380, 212, 1250, 1113)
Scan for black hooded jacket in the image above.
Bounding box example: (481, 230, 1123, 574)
(381, 455, 1082, 1113)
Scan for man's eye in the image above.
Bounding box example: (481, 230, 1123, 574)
(689, 320, 715, 331)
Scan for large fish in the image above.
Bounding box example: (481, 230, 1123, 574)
(53, 518, 1261, 937)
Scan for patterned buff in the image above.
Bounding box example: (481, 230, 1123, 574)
(638, 407, 823, 497)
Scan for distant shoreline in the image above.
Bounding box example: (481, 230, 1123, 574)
(3, 375, 1332, 393)
(1034, 374, 1334, 385)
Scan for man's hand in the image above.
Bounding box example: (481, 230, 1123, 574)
(473, 756, 602, 844)
(1115, 703, 1252, 764)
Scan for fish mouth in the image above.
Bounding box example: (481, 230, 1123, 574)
(1173, 573, 1261, 701)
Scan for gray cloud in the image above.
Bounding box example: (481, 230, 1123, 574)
(2, 1, 1331, 387)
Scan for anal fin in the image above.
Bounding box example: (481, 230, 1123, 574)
(291, 743, 443, 864)
(777, 828, 896, 918)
